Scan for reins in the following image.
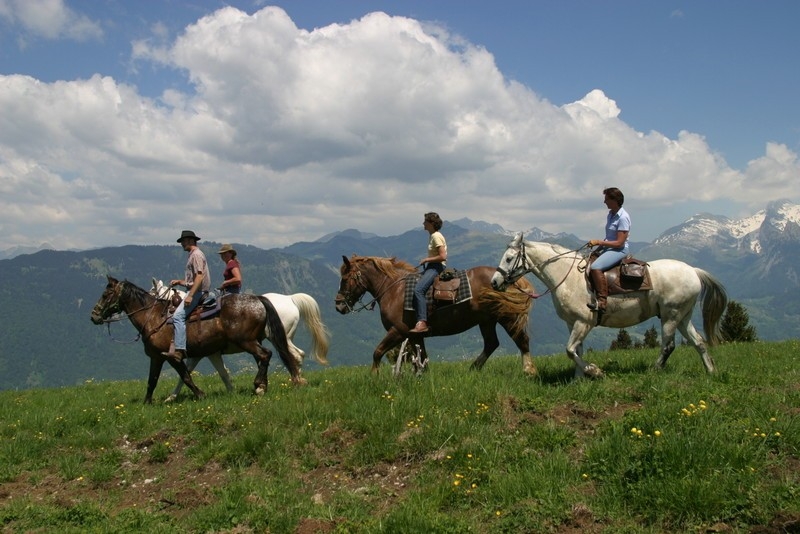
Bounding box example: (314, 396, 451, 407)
(504, 242, 592, 299)
(101, 283, 171, 343)
(339, 267, 410, 313)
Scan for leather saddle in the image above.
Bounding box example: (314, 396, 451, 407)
(599, 257, 653, 294)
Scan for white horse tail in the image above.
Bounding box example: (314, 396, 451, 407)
(290, 293, 330, 365)
(695, 268, 728, 346)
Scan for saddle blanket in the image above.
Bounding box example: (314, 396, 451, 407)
(403, 269, 472, 311)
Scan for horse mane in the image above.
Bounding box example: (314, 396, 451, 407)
(522, 239, 571, 255)
(348, 255, 416, 279)
(122, 280, 155, 308)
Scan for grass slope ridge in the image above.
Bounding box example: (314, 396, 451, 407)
(1, 341, 799, 533)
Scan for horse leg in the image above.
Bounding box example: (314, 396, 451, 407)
(419, 339, 429, 365)
(678, 318, 716, 373)
(207, 352, 235, 392)
(372, 330, 405, 374)
(654, 319, 678, 370)
(566, 321, 603, 378)
(498, 317, 536, 377)
(164, 355, 206, 401)
(165, 355, 203, 403)
(145, 356, 165, 404)
(244, 341, 273, 395)
(469, 322, 500, 371)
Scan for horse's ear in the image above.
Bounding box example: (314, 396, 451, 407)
(513, 232, 523, 245)
(106, 275, 118, 283)
(342, 255, 351, 269)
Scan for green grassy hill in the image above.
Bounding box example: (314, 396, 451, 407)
(1, 341, 798, 532)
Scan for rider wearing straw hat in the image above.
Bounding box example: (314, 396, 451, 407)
(217, 243, 242, 294)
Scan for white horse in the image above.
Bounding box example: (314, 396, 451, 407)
(150, 279, 330, 401)
(490, 233, 727, 378)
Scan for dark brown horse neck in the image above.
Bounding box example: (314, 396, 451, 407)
(117, 281, 172, 346)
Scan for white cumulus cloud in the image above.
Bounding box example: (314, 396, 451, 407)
(0, 5, 797, 251)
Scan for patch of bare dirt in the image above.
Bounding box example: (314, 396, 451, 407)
(0, 432, 228, 520)
(748, 512, 800, 533)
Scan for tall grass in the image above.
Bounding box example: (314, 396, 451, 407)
(1, 340, 799, 532)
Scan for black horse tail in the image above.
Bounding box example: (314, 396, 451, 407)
(258, 296, 300, 377)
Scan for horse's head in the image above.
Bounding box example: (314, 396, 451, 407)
(335, 255, 368, 314)
(90, 276, 124, 324)
(491, 232, 529, 291)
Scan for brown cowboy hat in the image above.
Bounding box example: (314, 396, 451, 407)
(217, 244, 236, 255)
(176, 230, 201, 242)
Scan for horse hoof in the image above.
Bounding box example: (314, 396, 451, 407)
(164, 394, 177, 403)
(523, 364, 538, 378)
(583, 364, 604, 378)
(293, 377, 308, 386)
(255, 385, 266, 396)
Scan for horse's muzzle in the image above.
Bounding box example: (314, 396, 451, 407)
(334, 296, 351, 315)
(491, 270, 508, 291)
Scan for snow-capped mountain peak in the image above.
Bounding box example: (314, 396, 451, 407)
(651, 199, 800, 255)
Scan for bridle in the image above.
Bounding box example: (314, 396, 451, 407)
(495, 241, 591, 299)
(335, 265, 408, 313)
(94, 281, 169, 343)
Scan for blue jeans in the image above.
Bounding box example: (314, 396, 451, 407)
(413, 263, 445, 323)
(173, 291, 203, 351)
(590, 249, 628, 271)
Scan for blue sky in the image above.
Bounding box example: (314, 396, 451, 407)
(1, 0, 798, 251)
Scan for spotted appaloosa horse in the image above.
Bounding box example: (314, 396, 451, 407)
(151, 279, 329, 402)
(91, 276, 305, 403)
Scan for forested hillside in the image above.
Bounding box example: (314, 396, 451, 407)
(0, 235, 571, 391)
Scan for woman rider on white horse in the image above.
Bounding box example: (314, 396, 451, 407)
(586, 187, 631, 314)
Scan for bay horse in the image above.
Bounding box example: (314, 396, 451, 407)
(491, 233, 727, 378)
(334, 255, 537, 375)
(90, 276, 305, 403)
(150, 279, 329, 402)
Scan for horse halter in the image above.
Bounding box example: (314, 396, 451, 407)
(91, 282, 125, 323)
(495, 241, 532, 287)
(335, 268, 369, 312)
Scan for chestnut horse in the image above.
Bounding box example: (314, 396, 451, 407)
(91, 276, 304, 403)
(334, 255, 537, 375)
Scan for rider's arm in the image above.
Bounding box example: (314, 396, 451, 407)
(221, 264, 242, 288)
(186, 272, 204, 302)
(591, 230, 628, 248)
(420, 245, 447, 266)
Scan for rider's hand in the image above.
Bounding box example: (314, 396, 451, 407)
(588, 239, 600, 247)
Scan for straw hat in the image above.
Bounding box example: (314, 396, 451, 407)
(217, 244, 236, 255)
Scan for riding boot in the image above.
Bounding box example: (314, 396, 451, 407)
(161, 340, 176, 358)
(587, 270, 608, 311)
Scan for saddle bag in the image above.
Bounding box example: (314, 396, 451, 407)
(432, 276, 460, 303)
(620, 257, 647, 282)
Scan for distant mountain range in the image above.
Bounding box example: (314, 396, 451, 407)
(1, 200, 798, 391)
